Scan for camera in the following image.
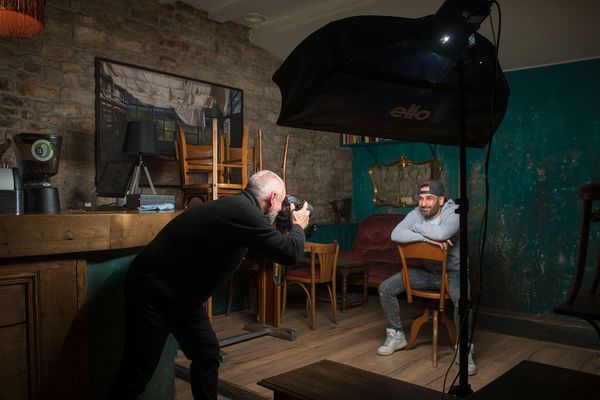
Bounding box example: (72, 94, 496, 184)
(283, 195, 314, 213)
(275, 195, 316, 236)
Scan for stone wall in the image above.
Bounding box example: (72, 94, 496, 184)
(0, 0, 352, 223)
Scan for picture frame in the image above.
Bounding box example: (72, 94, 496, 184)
(368, 155, 441, 208)
(94, 58, 243, 190)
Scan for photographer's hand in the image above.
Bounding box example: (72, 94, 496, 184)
(291, 202, 310, 230)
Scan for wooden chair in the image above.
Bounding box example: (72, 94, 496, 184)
(281, 241, 340, 331)
(176, 120, 250, 207)
(281, 134, 289, 183)
(205, 297, 212, 320)
(554, 183, 600, 338)
(398, 242, 457, 366)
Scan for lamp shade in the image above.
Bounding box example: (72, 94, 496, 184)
(123, 121, 158, 156)
(0, 0, 46, 36)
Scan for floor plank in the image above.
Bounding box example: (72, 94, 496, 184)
(175, 294, 600, 399)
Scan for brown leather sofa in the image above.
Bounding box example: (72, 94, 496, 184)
(339, 213, 406, 287)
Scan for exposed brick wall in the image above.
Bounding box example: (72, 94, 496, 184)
(0, 0, 352, 223)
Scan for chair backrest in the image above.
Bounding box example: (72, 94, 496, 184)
(397, 242, 448, 310)
(281, 134, 289, 183)
(177, 121, 251, 200)
(177, 125, 214, 187)
(220, 124, 249, 187)
(305, 241, 340, 283)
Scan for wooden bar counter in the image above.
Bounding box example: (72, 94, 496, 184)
(0, 210, 181, 400)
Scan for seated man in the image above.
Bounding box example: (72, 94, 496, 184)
(377, 179, 476, 375)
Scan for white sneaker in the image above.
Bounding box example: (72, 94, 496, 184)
(377, 328, 407, 356)
(455, 343, 477, 376)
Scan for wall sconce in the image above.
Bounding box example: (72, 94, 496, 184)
(0, 0, 46, 36)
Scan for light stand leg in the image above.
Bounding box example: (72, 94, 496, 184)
(449, 58, 473, 397)
(128, 164, 141, 195)
(141, 161, 157, 195)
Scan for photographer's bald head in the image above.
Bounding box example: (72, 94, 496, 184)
(247, 170, 310, 229)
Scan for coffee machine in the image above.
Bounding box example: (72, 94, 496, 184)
(14, 133, 63, 214)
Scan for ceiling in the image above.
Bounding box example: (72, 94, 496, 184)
(174, 0, 600, 71)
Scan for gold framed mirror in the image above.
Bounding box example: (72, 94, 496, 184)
(368, 155, 441, 208)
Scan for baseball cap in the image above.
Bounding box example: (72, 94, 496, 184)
(418, 180, 445, 196)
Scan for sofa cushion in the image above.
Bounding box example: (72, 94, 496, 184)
(340, 214, 405, 264)
(339, 213, 406, 287)
(367, 262, 404, 287)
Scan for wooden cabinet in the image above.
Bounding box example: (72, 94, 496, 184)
(0, 211, 180, 399)
(0, 281, 32, 399)
(0, 258, 83, 399)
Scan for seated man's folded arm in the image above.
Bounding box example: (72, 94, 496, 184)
(391, 211, 427, 243)
(410, 211, 459, 241)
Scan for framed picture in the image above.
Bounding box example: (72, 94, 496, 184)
(94, 58, 243, 191)
(368, 155, 441, 208)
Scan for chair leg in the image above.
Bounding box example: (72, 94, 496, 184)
(566, 199, 592, 303)
(407, 308, 430, 349)
(305, 293, 310, 318)
(310, 281, 316, 331)
(327, 283, 338, 325)
(281, 281, 288, 322)
(441, 310, 457, 345)
(183, 191, 189, 209)
(204, 297, 212, 321)
(591, 241, 600, 294)
(432, 309, 439, 367)
(226, 274, 236, 315)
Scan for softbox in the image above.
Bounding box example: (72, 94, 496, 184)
(273, 15, 509, 148)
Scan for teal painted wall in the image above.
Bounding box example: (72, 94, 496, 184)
(86, 249, 178, 400)
(309, 223, 359, 251)
(351, 58, 600, 316)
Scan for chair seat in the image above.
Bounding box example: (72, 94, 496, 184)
(287, 268, 321, 280)
(412, 289, 452, 300)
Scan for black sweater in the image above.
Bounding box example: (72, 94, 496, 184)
(126, 190, 305, 310)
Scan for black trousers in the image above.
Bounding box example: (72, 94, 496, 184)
(108, 290, 220, 400)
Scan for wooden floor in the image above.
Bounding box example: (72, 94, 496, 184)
(175, 294, 600, 399)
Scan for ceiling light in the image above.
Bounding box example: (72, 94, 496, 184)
(243, 12, 266, 25)
(0, 0, 46, 36)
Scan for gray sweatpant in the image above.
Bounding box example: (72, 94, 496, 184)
(378, 267, 465, 332)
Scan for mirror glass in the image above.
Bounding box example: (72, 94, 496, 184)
(369, 155, 440, 207)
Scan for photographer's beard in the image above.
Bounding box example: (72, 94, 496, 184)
(266, 209, 279, 225)
(265, 200, 284, 225)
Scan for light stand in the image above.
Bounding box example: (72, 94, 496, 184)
(448, 57, 473, 397)
(128, 153, 157, 195)
(122, 121, 159, 197)
(427, 2, 494, 396)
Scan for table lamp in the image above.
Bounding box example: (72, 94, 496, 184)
(123, 121, 158, 195)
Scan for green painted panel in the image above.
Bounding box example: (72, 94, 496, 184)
(308, 223, 359, 251)
(351, 58, 600, 316)
(86, 249, 177, 400)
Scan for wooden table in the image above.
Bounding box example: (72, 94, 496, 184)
(468, 360, 600, 400)
(258, 359, 440, 400)
(336, 258, 369, 312)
